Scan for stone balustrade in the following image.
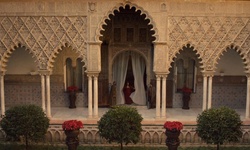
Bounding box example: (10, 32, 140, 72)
(1, 124, 249, 146)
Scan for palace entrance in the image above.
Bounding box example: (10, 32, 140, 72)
(97, 5, 156, 107)
(112, 50, 147, 105)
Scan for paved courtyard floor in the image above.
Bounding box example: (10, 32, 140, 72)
(50, 106, 249, 125)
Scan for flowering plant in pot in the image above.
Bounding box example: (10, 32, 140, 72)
(164, 121, 183, 150)
(164, 121, 183, 132)
(182, 86, 192, 93)
(62, 120, 83, 131)
(67, 86, 78, 108)
(181, 86, 192, 109)
(67, 86, 78, 92)
(62, 120, 83, 150)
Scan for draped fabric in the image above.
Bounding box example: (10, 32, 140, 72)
(112, 51, 146, 105)
(130, 52, 146, 105)
(112, 51, 129, 104)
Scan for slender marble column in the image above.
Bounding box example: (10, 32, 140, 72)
(246, 75, 250, 118)
(0, 74, 5, 117)
(41, 75, 46, 112)
(88, 75, 93, 118)
(207, 76, 213, 109)
(93, 75, 98, 118)
(202, 75, 208, 111)
(46, 74, 51, 118)
(156, 75, 161, 118)
(161, 76, 167, 118)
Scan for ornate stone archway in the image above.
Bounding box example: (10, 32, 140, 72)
(167, 16, 250, 73)
(0, 16, 87, 71)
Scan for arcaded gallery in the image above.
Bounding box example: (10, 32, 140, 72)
(0, 0, 250, 145)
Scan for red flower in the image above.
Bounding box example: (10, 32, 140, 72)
(182, 86, 192, 93)
(67, 86, 78, 92)
(62, 120, 83, 131)
(164, 121, 183, 131)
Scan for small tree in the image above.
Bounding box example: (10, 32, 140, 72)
(196, 106, 243, 150)
(0, 104, 50, 150)
(98, 106, 143, 150)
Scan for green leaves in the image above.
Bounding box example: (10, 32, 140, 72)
(0, 105, 50, 148)
(98, 106, 143, 149)
(196, 107, 243, 149)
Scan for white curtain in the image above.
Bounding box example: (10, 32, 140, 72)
(112, 51, 129, 104)
(130, 52, 146, 105)
(112, 51, 146, 105)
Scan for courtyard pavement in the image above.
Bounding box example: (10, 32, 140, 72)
(50, 106, 249, 125)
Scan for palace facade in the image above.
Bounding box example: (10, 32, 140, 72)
(0, 0, 250, 145)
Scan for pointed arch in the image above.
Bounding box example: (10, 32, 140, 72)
(213, 44, 249, 74)
(49, 43, 86, 71)
(95, 2, 158, 42)
(0, 43, 39, 72)
(169, 43, 204, 72)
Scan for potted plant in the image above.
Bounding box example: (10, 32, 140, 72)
(164, 121, 183, 150)
(181, 86, 192, 109)
(67, 86, 78, 108)
(62, 120, 83, 150)
(67, 86, 78, 92)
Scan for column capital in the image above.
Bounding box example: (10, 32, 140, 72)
(86, 72, 99, 77)
(202, 71, 214, 77)
(155, 73, 168, 78)
(0, 71, 6, 76)
(38, 70, 51, 76)
(246, 73, 250, 78)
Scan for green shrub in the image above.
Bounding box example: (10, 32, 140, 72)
(196, 107, 243, 150)
(98, 106, 143, 150)
(0, 104, 50, 150)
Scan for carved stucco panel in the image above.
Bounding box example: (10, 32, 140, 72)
(168, 16, 250, 72)
(153, 42, 168, 73)
(0, 16, 87, 71)
(87, 43, 101, 72)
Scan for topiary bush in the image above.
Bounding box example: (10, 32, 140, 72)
(196, 106, 243, 150)
(98, 106, 143, 150)
(0, 104, 50, 150)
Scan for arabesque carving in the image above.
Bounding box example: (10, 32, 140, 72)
(0, 16, 87, 71)
(168, 17, 250, 73)
(95, 3, 158, 42)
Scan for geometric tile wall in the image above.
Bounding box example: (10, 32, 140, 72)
(6, 82, 246, 109)
(5, 83, 85, 108)
(4, 75, 246, 109)
(212, 84, 246, 109)
(173, 82, 246, 109)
